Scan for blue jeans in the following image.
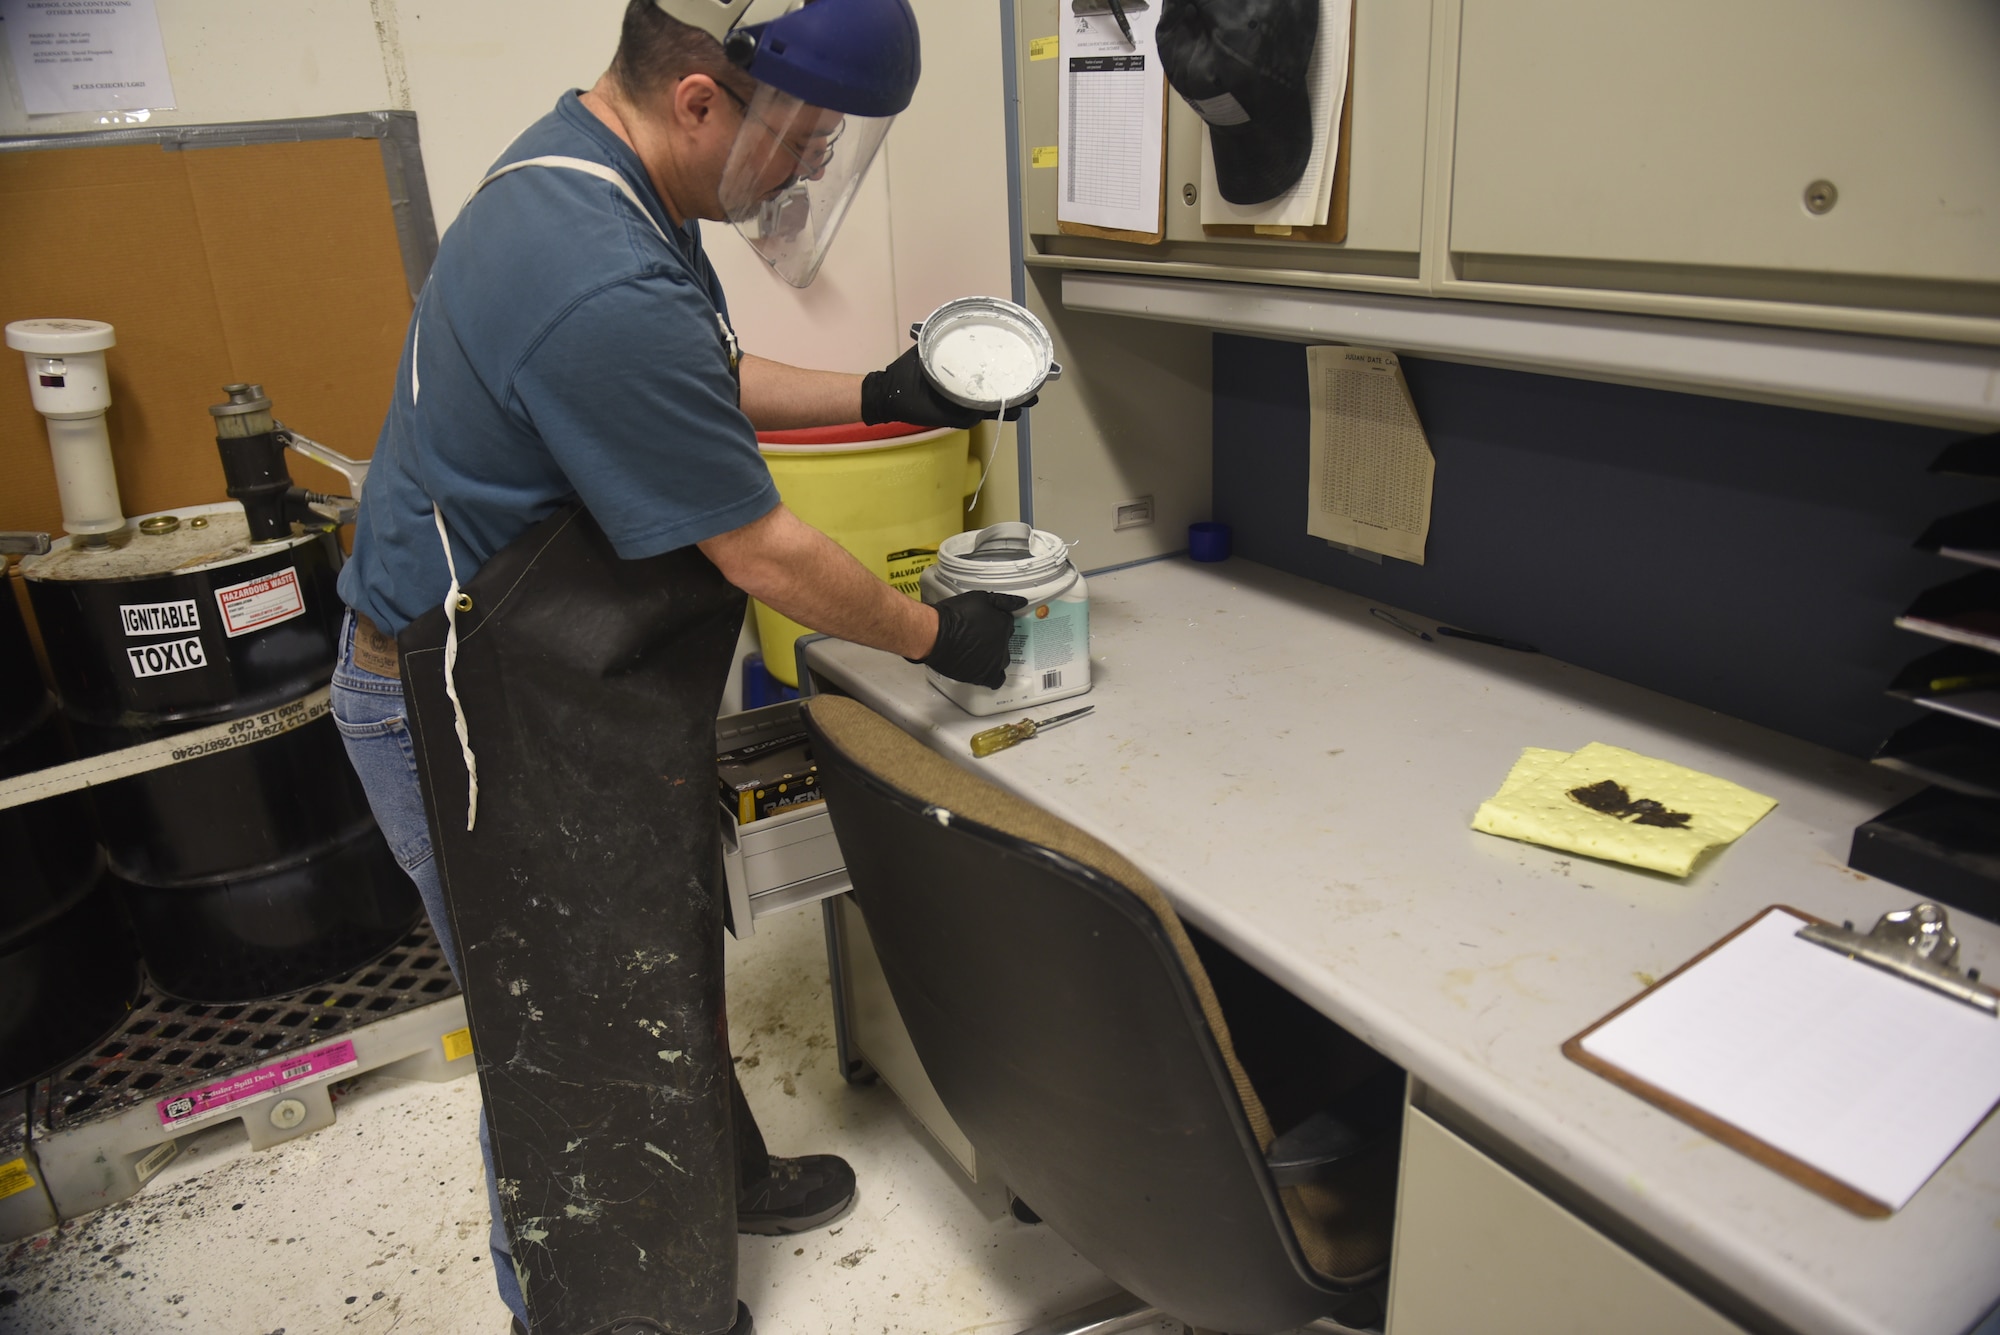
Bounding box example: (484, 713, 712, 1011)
(332, 610, 527, 1326)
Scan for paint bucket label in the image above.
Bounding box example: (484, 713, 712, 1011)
(1011, 601, 1086, 694)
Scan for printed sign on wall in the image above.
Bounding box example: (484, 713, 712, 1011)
(0, 0, 178, 116)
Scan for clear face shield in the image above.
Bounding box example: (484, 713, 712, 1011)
(716, 81, 895, 288)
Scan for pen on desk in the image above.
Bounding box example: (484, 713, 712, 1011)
(1436, 625, 1541, 654)
(1369, 607, 1432, 642)
(1105, 0, 1136, 47)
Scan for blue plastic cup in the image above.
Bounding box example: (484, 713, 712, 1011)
(1188, 522, 1232, 563)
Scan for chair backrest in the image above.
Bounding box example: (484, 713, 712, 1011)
(805, 695, 1381, 1333)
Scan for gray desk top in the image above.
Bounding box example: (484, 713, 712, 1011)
(804, 556, 2000, 1335)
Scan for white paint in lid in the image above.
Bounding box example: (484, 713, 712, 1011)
(928, 323, 1044, 408)
(912, 296, 1059, 413)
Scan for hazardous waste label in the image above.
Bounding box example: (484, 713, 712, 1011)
(126, 636, 206, 678)
(215, 567, 305, 638)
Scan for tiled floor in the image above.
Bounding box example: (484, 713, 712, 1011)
(0, 904, 1161, 1335)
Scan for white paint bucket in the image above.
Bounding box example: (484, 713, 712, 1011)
(919, 522, 1090, 716)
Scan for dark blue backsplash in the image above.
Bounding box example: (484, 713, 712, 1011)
(1211, 333, 1989, 758)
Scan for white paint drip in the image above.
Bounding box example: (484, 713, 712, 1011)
(926, 806, 953, 827)
(620, 948, 678, 973)
(644, 1143, 690, 1174)
(967, 405, 1007, 514)
(656, 1049, 683, 1063)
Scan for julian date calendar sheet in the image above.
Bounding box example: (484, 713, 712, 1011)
(1056, 2, 1165, 235)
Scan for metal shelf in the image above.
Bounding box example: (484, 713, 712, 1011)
(1057, 269, 2000, 430)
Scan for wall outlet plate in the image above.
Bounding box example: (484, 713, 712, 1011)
(1114, 495, 1155, 531)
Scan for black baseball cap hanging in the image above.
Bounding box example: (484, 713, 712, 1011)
(1156, 0, 1319, 206)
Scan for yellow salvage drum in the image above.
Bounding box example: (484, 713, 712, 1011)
(753, 421, 978, 686)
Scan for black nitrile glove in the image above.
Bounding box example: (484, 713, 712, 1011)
(861, 344, 1039, 430)
(911, 591, 1027, 688)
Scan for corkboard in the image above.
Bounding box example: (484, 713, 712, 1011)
(0, 136, 414, 540)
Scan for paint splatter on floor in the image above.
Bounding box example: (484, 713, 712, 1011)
(3, 907, 1191, 1334)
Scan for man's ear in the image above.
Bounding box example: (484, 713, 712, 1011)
(671, 73, 727, 132)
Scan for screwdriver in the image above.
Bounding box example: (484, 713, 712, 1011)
(970, 706, 1095, 758)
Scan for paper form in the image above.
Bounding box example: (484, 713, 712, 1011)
(1198, 0, 1351, 228)
(1056, 1, 1165, 235)
(0, 0, 176, 116)
(1305, 345, 1433, 564)
(1581, 907, 2000, 1211)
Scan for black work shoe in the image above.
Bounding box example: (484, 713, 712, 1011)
(736, 1154, 857, 1235)
(525, 1304, 752, 1335)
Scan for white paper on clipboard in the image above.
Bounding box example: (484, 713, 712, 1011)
(1056, 1, 1165, 235)
(1197, 0, 1351, 228)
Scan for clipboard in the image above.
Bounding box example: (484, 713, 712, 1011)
(1200, 0, 1355, 245)
(1563, 903, 2000, 1218)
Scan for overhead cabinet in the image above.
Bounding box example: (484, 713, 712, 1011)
(1018, 0, 1433, 281)
(1014, 0, 2000, 344)
(1448, 0, 2000, 320)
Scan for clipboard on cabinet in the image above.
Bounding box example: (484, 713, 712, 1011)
(1055, 0, 1168, 245)
(1563, 903, 2000, 1218)
(1199, 0, 1355, 245)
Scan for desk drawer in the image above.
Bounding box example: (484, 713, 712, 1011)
(718, 700, 848, 935)
(1387, 1108, 1744, 1335)
(721, 799, 850, 933)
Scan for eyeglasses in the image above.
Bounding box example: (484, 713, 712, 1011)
(716, 81, 845, 179)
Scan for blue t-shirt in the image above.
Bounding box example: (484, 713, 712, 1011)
(338, 92, 779, 635)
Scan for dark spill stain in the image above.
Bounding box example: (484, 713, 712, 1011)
(1567, 779, 1692, 829)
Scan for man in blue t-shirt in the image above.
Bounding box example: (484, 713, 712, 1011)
(332, 4, 1028, 1331)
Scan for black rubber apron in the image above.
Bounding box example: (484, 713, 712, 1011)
(401, 503, 747, 1334)
(393, 150, 762, 1335)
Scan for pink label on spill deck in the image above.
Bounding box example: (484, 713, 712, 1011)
(156, 1039, 358, 1130)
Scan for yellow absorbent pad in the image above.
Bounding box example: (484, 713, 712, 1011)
(1472, 742, 1778, 877)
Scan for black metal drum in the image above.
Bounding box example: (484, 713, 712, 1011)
(22, 502, 418, 1003)
(0, 584, 43, 738)
(0, 680, 140, 1091)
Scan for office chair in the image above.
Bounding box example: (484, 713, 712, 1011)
(803, 695, 1401, 1335)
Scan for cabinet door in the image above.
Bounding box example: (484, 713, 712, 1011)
(1387, 1108, 1744, 1335)
(1159, 0, 1432, 253)
(1018, 0, 1431, 261)
(1449, 0, 2000, 289)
